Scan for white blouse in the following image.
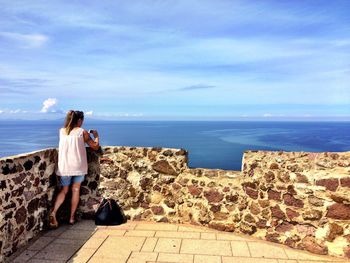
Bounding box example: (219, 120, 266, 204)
(56, 127, 88, 176)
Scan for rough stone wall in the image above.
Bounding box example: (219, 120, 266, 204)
(1, 146, 350, 260)
(241, 151, 350, 257)
(89, 148, 350, 259)
(0, 149, 57, 261)
(78, 146, 189, 218)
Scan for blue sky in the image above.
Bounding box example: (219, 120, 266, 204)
(0, 0, 349, 120)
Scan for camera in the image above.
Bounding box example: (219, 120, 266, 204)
(88, 129, 95, 133)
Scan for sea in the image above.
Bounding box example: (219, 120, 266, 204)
(0, 120, 349, 170)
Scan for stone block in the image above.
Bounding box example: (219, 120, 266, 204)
(204, 189, 224, 203)
(316, 178, 339, 191)
(209, 221, 235, 232)
(308, 195, 324, 206)
(244, 188, 259, 199)
(340, 177, 350, 187)
(302, 210, 323, 221)
(286, 208, 300, 220)
(152, 160, 178, 175)
(276, 222, 294, 233)
(268, 189, 281, 201)
(271, 205, 286, 219)
(188, 185, 202, 197)
(327, 223, 343, 242)
(283, 193, 304, 208)
(326, 203, 350, 220)
(300, 236, 328, 255)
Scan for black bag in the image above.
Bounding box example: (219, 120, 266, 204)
(95, 198, 127, 225)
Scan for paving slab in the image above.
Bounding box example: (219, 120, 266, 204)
(217, 232, 252, 241)
(222, 257, 278, 263)
(80, 237, 107, 249)
(26, 259, 66, 263)
(135, 223, 178, 231)
(42, 225, 69, 237)
(284, 248, 344, 261)
(155, 230, 200, 239)
(247, 241, 288, 259)
(67, 248, 96, 263)
(157, 252, 194, 263)
(33, 242, 82, 261)
(127, 252, 158, 263)
(194, 254, 221, 263)
(230, 240, 251, 257)
(181, 239, 232, 256)
(154, 238, 182, 253)
(11, 250, 38, 263)
(59, 229, 94, 240)
(91, 229, 126, 238)
(200, 232, 216, 240)
(141, 237, 158, 252)
(26, 237, 55, 251)
(124, 230, 156, 237)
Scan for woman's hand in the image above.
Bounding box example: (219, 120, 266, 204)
(83, 130, 100, 150)
(91, 130, 99, 138)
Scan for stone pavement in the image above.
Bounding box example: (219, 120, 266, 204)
(10, 220, 348, 263)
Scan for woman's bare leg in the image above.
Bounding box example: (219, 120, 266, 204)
(50, 186, 69, 225)
(70, 182, 81, 223)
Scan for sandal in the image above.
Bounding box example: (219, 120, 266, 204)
(49, 214, 58, 229)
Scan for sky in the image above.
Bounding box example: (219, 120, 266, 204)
(0, 0, 349, 120)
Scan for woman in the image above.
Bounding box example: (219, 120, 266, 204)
(49, 110, 100, 227)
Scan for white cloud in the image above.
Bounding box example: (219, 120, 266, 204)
(263, 113, 273, 117)
(0, 32, 48, 48)
(0, 109, 29, 114)
(86, 110, 93, 116)
(10, 109, 21, 113)
(41, 98, 58, 113)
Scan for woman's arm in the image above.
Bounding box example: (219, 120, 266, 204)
(83, 130, 100, 150)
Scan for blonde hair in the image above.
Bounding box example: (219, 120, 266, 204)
(64, 110, 84, 135)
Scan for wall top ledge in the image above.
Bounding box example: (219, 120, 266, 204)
(0, 148, 57, 162)
(102, 145, 187, 152)
(243, 150, 350, 154)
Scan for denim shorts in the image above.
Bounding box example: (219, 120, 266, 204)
(59, 175, 85, 186)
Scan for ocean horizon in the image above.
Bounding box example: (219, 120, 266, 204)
(1, 120, 349, 170)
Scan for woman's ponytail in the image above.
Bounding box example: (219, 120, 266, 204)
(63, 110, 84, 135)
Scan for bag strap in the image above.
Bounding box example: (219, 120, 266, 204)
(99, 198, 113, 210)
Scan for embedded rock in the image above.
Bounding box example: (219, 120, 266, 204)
(316, 178, 339, 192)
(327, 223, 343, 242)
(204, 189, 224, 203)
(326, 203, 350, 220)
(152, 160, 178, 175)
(301, 236, 328, 255)
(283, 194, 304, 208)
(302, 210, 322, 221)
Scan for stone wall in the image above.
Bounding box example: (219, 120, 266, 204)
(79, 146, 189, 219)
(1, 146, 350, 260)
(83, 147, 350, 259)
(0, 149, 57, 261)
(241, 151, 350, 257)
